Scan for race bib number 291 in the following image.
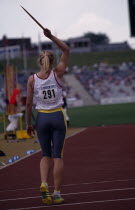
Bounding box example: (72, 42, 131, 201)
(38, 85, 58, 103)
(42, 89, 55, 99)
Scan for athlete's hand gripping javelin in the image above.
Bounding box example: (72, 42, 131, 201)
(43, 28, 52, 39)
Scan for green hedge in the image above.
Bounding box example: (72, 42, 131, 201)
(1, 50, 135, 72)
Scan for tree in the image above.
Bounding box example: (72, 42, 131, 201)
(84, 32, 110, 45)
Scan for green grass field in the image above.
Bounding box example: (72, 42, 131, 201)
(0, 103, 135, 133)
(68, 103, 135, 127)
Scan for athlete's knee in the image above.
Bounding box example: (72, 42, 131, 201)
(41, 156, 52, 161)
(53, 158, 64, 168)
(42, 153, 52, 158)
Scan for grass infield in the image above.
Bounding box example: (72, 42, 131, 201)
(68, 102, 135, 127)
(0, 102, 135, 132)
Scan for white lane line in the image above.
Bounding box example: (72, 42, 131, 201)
(1, 178, 135, 193)
(8, 197, 135, 210)
(0, 149, 41, 170)
(66, 128, 87, 139)
(1, 187, 135, 202)
(0, 128, 86, 170)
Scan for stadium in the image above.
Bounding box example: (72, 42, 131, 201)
(0, 0, 135, 209)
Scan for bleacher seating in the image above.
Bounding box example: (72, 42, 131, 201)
(74, 62, 135, 104)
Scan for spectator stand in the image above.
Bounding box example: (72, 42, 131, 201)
(74, 62, 135, 105)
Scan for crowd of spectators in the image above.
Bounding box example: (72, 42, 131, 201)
(74, 62, 135, 103)
(0, 61, 135, 111)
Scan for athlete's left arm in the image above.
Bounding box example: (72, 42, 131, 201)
(26, 76, 35, 137)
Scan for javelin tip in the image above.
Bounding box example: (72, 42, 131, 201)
(20, 5, 45, 30)
(20, 5, 24, 9)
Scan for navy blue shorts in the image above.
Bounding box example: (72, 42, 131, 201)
(36, 108, 67, 158)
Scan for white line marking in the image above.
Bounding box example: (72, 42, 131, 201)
(8, 197, 135, 209)
(0, 128, 86, 170)
(1, 178, 135, 193)
(66, 128, 87, 139)
(1, 162, 6, 166)
(1, 187, 135, 202)
(0, 149, 41, 170)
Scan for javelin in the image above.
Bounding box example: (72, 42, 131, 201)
(20, 6, 45, 30)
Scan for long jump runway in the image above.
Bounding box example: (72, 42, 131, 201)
(0, 125, 135, 210)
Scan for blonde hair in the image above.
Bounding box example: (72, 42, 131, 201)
(37, 50, 54, 72)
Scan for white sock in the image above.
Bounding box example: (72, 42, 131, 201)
(41, 182, 48, 188)
(53, 190, 60, 197)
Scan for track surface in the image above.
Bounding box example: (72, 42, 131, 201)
(0, 125, 135, 210)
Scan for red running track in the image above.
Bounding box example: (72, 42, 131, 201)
(0, 125, 135, 210)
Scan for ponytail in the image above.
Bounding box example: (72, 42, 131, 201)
(43, 52, 50, 72)
(37, 50, 54, 72)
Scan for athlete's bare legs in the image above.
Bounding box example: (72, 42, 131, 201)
(53, 158, 64, 191)
(40, 156, 51, 183)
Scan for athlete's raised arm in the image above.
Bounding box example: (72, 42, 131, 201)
(43, 28, 70, 79)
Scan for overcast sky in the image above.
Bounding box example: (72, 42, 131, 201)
(0, 0, 134, 47)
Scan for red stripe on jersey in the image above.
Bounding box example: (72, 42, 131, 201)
(36, 71, 51, 80)
(53, 71, 63, 88)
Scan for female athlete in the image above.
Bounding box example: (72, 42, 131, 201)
(26, 28, 70, 205)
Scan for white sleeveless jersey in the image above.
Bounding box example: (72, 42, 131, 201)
(33, 70, 64, 110)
